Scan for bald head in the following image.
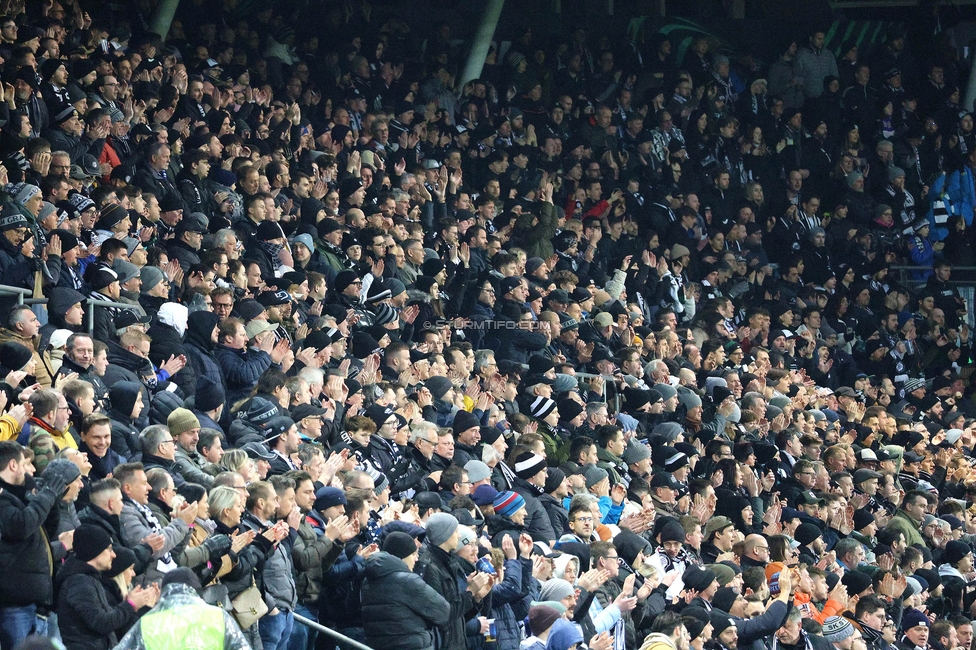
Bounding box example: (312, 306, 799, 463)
(744, 534, 768, 560)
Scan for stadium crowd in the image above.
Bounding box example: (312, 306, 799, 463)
(3, 2, 976, 650)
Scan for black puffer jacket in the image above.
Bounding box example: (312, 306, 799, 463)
(0, 478, 61, 607)
(54, 556, 138, 650)
(361, 552, 451, 650)
(102, 341, 154, 410)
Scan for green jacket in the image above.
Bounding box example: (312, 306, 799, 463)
(514, 201, 557, 259)
(886, 509, 925, 547)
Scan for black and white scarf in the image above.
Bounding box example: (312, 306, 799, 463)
(654, 545, 690, 573)
(132, 499, 178, 571)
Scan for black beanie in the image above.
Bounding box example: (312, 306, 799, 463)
(660, 520, 686, 543)
(195, 376, 226, 412)
(0, 342, 32, 372)
(73, 524, 113, 562)
(334, 270, 360, 294)
(383, 531, 418, 559)
(544, 467, 566, 494)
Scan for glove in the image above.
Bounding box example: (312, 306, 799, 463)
(201, 534, 233, 559)
(39, 472, 68, 498)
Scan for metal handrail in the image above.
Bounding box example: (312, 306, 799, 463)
(291, 613, 375, 650)
(86, 298, 140, 336)
(0, 285, 31, 305)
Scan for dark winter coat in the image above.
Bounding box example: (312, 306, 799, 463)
(77, 504, 154, 575)
(361, 552, 451, 650)
(512, 477, 556, 543)
(102, 341, 154, 409)
(488, 557, 537, 650)
(214, 345, 274, 408)
(106, 381, 144, 460)
(414, 543, 477, 650)
(183, 311, 225, 397)
(55, 556, 138, 650)
(146, 320, 197, 400)
(0, 478, 61, 607)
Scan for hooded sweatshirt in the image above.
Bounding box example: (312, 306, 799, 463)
(107, 381, 143, 459)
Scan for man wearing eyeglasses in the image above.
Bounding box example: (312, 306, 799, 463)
(780, 460, 818, 508)
(567, 503, 596, 543)
(23, 389, 76, 451)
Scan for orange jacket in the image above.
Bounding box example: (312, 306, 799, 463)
(794, 591, 844, 623)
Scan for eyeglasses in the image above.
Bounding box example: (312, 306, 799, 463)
(160, 439, 176, 445)
(573, 517, 594, 523)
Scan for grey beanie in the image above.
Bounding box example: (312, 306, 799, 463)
(888, 166, 906, 182)
(655, 383, 677, 401)
(42, 458, 81, 487)
(141, 266, 165, 292)
(822, 617, 854, 643)
(677, 389, 702, 410)
(583, 464, 609, 488)
(464, 460, 492, 484)
(425, 512, 459, 546)
(539, 578, 575, 603)
(846, 171, 864, 188)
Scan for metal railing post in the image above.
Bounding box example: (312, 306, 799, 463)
(85, 298, 140, 337)
(0, 285, 32, 305)
(291, 613, 375, 650)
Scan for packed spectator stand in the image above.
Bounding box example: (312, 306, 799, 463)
(2, 2, 976, 650)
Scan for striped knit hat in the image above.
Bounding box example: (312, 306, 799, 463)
(492, 491, 526, 519)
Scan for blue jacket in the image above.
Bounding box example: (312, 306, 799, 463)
(488, 557, 538, 650)
(947, 167, 975, 228)
(214, 345, 274, 408)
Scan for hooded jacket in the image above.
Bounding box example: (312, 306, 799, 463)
(184, 311, 225, 396)
(107, 381, 143, 460)
(147, 310, 197, 399)
(361, 551, 452, 650)
(55, 555, 139, 650)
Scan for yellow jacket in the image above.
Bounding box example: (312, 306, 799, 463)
(0, 414, 23, 442)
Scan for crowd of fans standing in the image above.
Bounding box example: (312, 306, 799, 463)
(2, 2, 976, 650)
